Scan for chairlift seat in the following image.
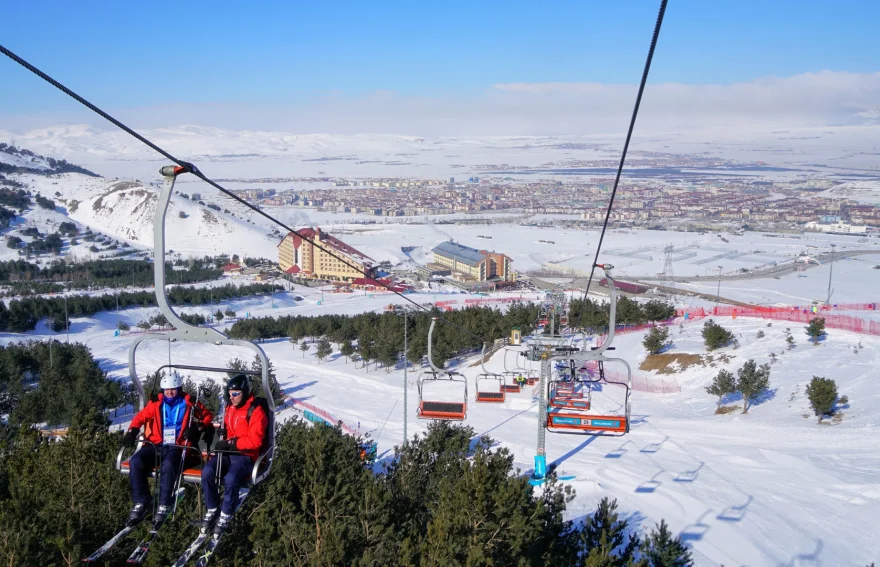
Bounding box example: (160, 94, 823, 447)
(475, 391, 505, 403)
(418, 401, 466, 420)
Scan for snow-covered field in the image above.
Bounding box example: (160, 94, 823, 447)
(3, 123, 880, 183)
(2, 281, 878, 566)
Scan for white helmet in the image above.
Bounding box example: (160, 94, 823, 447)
(160, 371, 183, 389)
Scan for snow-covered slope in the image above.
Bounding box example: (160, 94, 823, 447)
(18, 173, 280, 258)
(0, 283, 877, 566)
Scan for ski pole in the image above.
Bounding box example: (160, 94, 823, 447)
(172, 383, 202, 517)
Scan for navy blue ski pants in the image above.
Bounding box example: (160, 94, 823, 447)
(129, 444, 184, 506)
(202, 454, 251, 514)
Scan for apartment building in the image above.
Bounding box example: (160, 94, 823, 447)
(278, 227, 376, 282)
(430, 241, 514, 282)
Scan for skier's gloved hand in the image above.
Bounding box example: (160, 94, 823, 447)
(122, 429, 138, 448)
(184, 424, 201, 445)
(202, 424, 215, 448)
(214, 439, 236, 452)
(217, 428, 227, 440)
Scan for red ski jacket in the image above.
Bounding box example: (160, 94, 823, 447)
(129, 392, 213, 447)
(224, 395, 269, 462)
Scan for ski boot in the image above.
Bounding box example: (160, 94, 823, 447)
(212, 512, 232, 537)
(127, 502, 151, 527)
(192, 508, 219, 533)
(152, 504, 171, 527)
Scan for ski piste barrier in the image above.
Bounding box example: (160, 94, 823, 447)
(288, 397, 359, 437)
(677, 306, 880, 336)
(579, 359, 680, 394)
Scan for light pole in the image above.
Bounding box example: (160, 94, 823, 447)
(825, 244, 836, 306)
(396, 307, 410, 447)
(715, 266, 723, 306)
(64, 294, 69, 343)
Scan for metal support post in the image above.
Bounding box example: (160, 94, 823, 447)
(533, 354, 550, 482)
(403, 308, 408, 447)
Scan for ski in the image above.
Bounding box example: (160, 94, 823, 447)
(172, 532, 210, 567)
(82, 524, 138, 563)
(194, 489, 250, 567)
(126, 488, 187, 564)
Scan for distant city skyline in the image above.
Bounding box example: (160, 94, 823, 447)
(1, 1, 878, 135)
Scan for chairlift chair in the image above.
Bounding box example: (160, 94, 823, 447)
(474, 342, 505, 403)
(119, 165, 276, 487)
(416, 318, 468, 420)
(544, 264, 632, 437)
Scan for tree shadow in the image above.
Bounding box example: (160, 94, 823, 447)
(673, 461, 704, 483)
(751, 387, 778, 408)
(640, 434, 669, 454)
(96, 358, 127, 373)
(679, 509, 713, 542)
(635, 469, 664, 493)
(283, 380, 318, 396)
(605, 440, 633, 459)
(717, 494, 753, 522)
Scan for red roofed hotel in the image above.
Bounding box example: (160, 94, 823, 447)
(278, 227, 378, 282)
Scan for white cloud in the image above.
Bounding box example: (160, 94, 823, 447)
(2, 71, 879, 136)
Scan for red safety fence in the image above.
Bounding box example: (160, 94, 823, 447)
(579, 359, 680, 394)
(678, 306, 880, 336)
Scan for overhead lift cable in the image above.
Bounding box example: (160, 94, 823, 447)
(0, 43, 486, 343)
(574, 0, 668, 330)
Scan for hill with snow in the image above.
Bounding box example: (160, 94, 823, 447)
(0, 280, 877, 565)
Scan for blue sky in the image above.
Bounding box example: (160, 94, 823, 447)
(1, 1, 878, 133)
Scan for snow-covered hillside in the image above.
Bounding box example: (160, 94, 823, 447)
(12, 172, 280, 259)
(0, 283, 877, 565)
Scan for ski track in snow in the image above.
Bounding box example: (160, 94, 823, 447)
(2, 283, 878, 566)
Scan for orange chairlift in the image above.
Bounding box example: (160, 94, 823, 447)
(548, 360, 591, 410)
(417, 318, 468, 420)
(501, 350, 523, 393)
(118, 165, 276, 487)
(474, 342, 505, 403)
(545, 264, 631, 436)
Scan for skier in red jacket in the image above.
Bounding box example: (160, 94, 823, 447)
(121, 372, 213, 526)
(199, 374, 269, 535)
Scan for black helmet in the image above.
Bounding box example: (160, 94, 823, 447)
(226, 374, 251, 402)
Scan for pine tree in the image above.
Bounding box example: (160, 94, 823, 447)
(300, 340, 310, 358)
(643, 325, 671, 355)
(786, 334, 795, 349)
(576, 497, 640, 564)
(641, 519, 693, 566)
(316, 336, 333, 363)
(340, 339, 354, 363)
(701, 319, 734, 350)
(705, 369, 735, 411)
(805, 376, 838, 423)
(806, 317, 826, 344)
(736, 359, 771, 414)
